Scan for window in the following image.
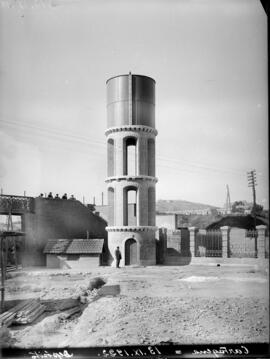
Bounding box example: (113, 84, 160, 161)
(123, 187, 137, 226)
(107, 138, 114, 176)
(124, 137, 137, 175)
(108, 187, 115, 226)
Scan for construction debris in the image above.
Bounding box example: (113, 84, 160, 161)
(0, 299, 46, 327)
(59, 306, 81, 320)
(0, 300, 29, 327)
(88, 277, 106, 291)
(6, 265, 22, 273)
(44, 298, 79, 312)
(79, 288, 98, 304)
(0, 297, 83, 328)
(14, 300, 46, 325)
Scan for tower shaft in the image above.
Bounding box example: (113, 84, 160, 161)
(105, 74, 157, 266)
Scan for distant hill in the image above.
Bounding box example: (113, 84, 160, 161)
(156, 199, 217, 213)
(176, 214, 222, 229)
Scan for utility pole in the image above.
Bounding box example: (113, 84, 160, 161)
(247, 169, 257, 228)
(101, 192, 104, 206)
(225, 184, 232, 214)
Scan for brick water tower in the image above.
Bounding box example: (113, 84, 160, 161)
(105, 73, 158, 266)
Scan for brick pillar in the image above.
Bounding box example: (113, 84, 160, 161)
(188, 227, 198, 257)
(115, 136, 124, 176)
(221, 226, 230, 258)
(115, 185, 124, 226)
(137, 184, 148, 226)
(138, 136, 148, 175)
(256, 225, 266, 259)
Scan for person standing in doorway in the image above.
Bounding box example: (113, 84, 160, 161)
(115, 246, 122, 268)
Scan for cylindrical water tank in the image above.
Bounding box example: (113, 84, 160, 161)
(106, 74, 155, 129)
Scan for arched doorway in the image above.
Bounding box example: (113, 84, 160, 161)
(125, 238, 137, 265)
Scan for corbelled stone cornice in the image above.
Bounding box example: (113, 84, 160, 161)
(105, 175, 158, 183)
(106, 226, 158, 232)
(105, 125, 158, 137)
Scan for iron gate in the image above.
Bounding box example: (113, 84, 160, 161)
(195, 230, 222, 257)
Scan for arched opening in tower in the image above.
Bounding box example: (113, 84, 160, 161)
(107, 187, 115, 226)
(123, 187, 137, 226)
(124, 137, 137, 176)
(107, 138, 115, 177)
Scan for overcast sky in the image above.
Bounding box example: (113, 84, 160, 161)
(0, 0, 268, 208)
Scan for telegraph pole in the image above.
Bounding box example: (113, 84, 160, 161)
(225, 184, 232, 214)
(247, 169, 257, 228)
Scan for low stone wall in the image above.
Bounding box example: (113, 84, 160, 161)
(159, 225, 268, 265)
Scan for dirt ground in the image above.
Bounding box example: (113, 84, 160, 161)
(1, 263, 269, 348)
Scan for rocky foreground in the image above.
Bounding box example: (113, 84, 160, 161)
(1, 264, 269, 347)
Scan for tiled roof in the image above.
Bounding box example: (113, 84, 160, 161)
(43, 239, 72, 254)
(43, 238, 104, 254)
(66, 238, 104, 254)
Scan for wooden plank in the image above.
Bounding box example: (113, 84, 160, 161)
(17, 300, 38, 312)
(16, 300, 38, 317)
(26, 305, 46, 322)
(17, 306, 41, 321)
(15, 303, 44, 322)
(16, 305, 45, 324)
(0, 300, 38, 324)
(60, 306, 81, 320)
(43, 298, 78, 312)
(17, 302, 40, 318)
(0, 310, 15, 322)
(1, 313, 16, 327)
(0, 312, 16, 325)
(2, 313, 16, 325)
(2, 316, 14, 328)
(0, 300, 30, 321)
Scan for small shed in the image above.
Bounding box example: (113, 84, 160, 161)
(43, 238, 105, 269)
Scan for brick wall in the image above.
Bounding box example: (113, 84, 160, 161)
(22, 198, 107, 267)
